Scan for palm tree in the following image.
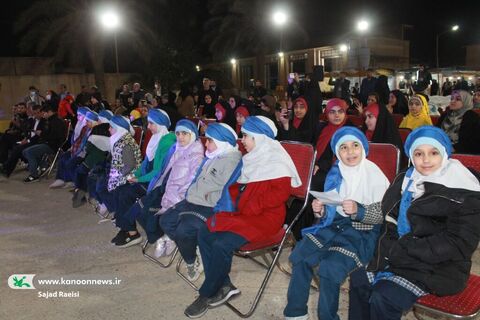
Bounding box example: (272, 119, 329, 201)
(15, 0, 158, 95)
(204, 0, 308, 82)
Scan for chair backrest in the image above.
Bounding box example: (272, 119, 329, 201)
(141, 129, 153, 159)
(392, 113, 404, 127)
(430, 115, 440, 125)
(60, 119, 71, 148)
(451, 154, 480, 172)
(133, 126, 143, 146)
(398, 128, 411, 145)
(347, 115, 364, 128)
(367, 143, 400, 183)
(280, 141, 316, 200)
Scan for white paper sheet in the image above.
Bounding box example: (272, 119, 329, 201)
(309, 190, 343, 205)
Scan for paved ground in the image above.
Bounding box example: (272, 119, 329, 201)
(1, 170, 478, 320)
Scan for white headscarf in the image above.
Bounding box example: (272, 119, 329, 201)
(239, 116, 301, 187)
(402, 155, 480, 199)
(145, 123, 169, 162)
(73, 116, 87, 141)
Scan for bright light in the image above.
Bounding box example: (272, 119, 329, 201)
(230, 58, 236, 65)
(411, 76, 416, 81)
(272, 11, 288, 26)
(449, 76, 453, 81)
(278, 52, 284, 57)
(339, 44, 348, 52)
(195, 65, 200, 72)
(100, 11, 120, 30)
(357, 20, 369, 32)
(457, 76, 462, 80)
(468, 76, 473, 80)
(399, 75, 404, 80)
(452, 25, 459, 31)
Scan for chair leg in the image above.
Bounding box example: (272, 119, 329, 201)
(225, 246, 286, 318)
(175, 256, 199, 290)
(45, 149, 61, 179)
(142, 239, 178, 268)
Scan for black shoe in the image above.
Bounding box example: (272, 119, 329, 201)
(24, 175, 39, 183)
(38, 166, 49, 178)
(184, 296, 210, 318)
(208, 283, 241, 307)
(114, 232, 142, 248)
(72, 190, 87, 208)
(111, 230, 125, 244)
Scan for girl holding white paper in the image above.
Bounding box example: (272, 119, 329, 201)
(284, 126, 390, 320)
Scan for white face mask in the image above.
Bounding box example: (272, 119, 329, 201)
(30, 91, 36, 96)
(46, 94, 51, 100)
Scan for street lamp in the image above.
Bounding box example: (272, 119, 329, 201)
(272, 10, 288, 52)
(339, 44, 348, 52)
(357, 20, 369, 33)
(436, 24, 459, 68)
(100, 10, 121, 74)
(230, 58, 237, 65)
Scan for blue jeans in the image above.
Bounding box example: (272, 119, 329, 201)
(55, 153, 83, 181)
(348, 268, 419, 320)
(74, 163, 89, 191)
(284, 236, 358, 320)
(159, 200, 214, 264)
(22, 143, 54, 177)
(114, 183, 147, 230)
(197, 226, 248, 298)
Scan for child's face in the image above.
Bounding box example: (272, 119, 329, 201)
(408, 98, 422, 116)
(241, 133, 256, 153)
(109, 126, 116, 135)
(215, 109, 224, 121)
(294, 102, 307, 119)
(364, 111, 377, 132)
(449, 93, 464, 111)
(77, 114, 85, 122)
(86, 121, 95, 129)
(176, 131, 191, 147)
(338, 141, 363, 167)
(236, 113, 246, 125)
(412, 144, 443, 176)
(205, 137, 218, 153)
(327, 106, 346, 125)
(147, 121, 158, 134)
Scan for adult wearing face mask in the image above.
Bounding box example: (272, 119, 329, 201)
(24, 86, 44, 106)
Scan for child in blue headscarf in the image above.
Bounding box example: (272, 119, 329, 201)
(348, 125, 480, 320)
(284, 126, 390, 320)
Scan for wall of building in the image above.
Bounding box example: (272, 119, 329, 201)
(0, 73, 130, 119)
(466, 45, 480, 68)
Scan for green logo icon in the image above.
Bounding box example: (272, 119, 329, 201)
(8, 274, 36, 289)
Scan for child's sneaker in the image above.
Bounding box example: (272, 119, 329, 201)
(115, 232, 142, 248)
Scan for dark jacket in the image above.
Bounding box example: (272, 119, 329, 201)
(437, 110, 480, 154)
(367, 171, 480, 296)
(360, 77, 377, 105)
(26, 118, 46, 144)
(329, 77, 350, 102)
(40, 114, 67, 150)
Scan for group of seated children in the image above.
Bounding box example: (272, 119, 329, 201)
(42, 99, 479, 320)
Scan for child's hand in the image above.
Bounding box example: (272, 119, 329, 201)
(342, 200, 358, 215)
(312, 199, 325, 218)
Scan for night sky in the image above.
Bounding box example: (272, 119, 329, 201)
(2, 0, 479, 69)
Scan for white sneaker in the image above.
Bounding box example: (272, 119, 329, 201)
(153, 237, 167, 258)
(196, 247, 204, 274)
(49, 179, 65, 188)
(186, 251, 204, 282)
(97, 203, 108, 216)
(62, 181, 75, 189)
(164, 237, 177, 256)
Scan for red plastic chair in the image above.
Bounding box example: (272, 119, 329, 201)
(176, 141, 316, 318)
(414, 274, 480, 320)
(347, 115, 364, 128)
(132, 126, 143, 146)
(141, 129, 153, 159)
(451, 154, 480, 172)
(392, 113, 404, 127)
(398, 128, 411, 146)
(367, 143, 400, 183)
